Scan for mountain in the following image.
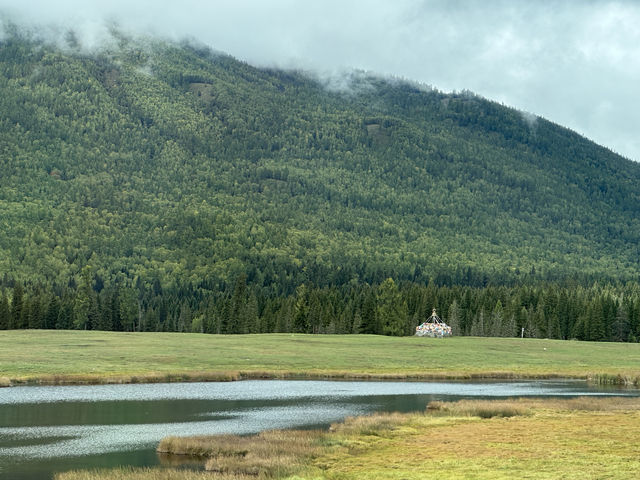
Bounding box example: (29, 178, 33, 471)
(1, 31, 640, 296)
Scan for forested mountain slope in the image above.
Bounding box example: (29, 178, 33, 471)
(2, 31, 640, 296)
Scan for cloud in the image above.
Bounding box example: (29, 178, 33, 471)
(1, 0, 639, 161)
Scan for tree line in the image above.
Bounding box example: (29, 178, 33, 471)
(2, 274, 639, 342)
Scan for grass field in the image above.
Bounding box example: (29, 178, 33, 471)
(56, 397, 640, 480)
(1, 330, 640, 385)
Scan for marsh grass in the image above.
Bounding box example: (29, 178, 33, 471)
(427, 399, 532, 418)
(328, 411, 414, 436)
(56, 467, 255, 480)
(590, 372, 640, 386)
(17, 371, 243, 386)
(427, 397, 640, 416)
(158, 430, 324, 477)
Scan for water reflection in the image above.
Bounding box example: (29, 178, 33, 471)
(0, 403, 366, 459)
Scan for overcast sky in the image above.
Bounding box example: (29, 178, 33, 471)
(2, 0, 639, 161)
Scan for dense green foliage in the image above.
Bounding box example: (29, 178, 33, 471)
(1, 30, 640, 339)
(2, 277, 640, 342)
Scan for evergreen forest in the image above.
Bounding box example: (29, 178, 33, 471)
(2, 28, 640, 341)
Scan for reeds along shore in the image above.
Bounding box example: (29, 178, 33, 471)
(158, 430, 325, 477)
(0, 370, 556, 387)
(4, 369, 640, 388)
(590, 372, 640, 386)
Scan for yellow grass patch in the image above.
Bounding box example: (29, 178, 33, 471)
(316, 398, 640, 479)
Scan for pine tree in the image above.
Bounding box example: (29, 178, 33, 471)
(27, 294, 44, 329)
(56, 300, 73, 330)
(118, 287, 138, 332)
(307, 291, 322, 334)
(525, 307, 539, 338)
(97, 290, 113, 331)
(376, 278, 407, 336)
(0, 294, 10, 330)
(243, 291, 259, 333)
(490, 300, 504, 337)
(446, 300, 461, 336)
(110, 289, 122, 331)
(588, 299, 606, 341)
(571, 314, 587, 341)
(73, 267, 94, 330)
(360, 288, 378, 334)
(87, 294, 100, 330)
(470, 311, 485, 336)
(11, 284, 24, 329)
(613, 302, 630, 342)
(546, 314, 560, 340)
(275, 298, 294, 333)
(502, 314, 516, 338)
(534, 302, 546, 338)
(352, 311, 362, 334)
(44, 294, 60, 330)
(142, 307, 158, 332)
(556, 290, 570, 339)
(229, 274, 248, 333)
(293, 284, 309, 333)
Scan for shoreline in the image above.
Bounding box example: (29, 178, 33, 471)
(2, 370, 638, 388)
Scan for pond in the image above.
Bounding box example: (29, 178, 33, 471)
(1, 379, 638, 479)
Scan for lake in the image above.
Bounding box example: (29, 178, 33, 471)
(1, 379, 638, 479)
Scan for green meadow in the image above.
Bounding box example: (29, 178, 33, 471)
(1, 330, 639, 385)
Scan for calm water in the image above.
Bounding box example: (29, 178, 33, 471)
(1, 379, 638, 479)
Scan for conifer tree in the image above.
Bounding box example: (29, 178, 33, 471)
(446, 299, 461, 335)
(588, 299, 606, 341)
(0, 294, 10, 330)
(470, 310, 485, 336)
(360, 288, 378, 334)
(56, 300, 73, 330)
(490, 300, 504, 337)
(228, 274, 248, 333)
(10, 284, 24, 329)
(27, 295, 43, 329)
(244, 291, 259, 333)
(377, 278, 407, 336)
(118, 287, 138, 332)
(44, 294, 60, 330)
(73, 267, 94, 330)
(293, 284, 309, 333)
(613, 302, 630, 342)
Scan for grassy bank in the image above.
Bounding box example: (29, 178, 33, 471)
(1, 330, 640, 386)
(56, 397, 640, 480)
